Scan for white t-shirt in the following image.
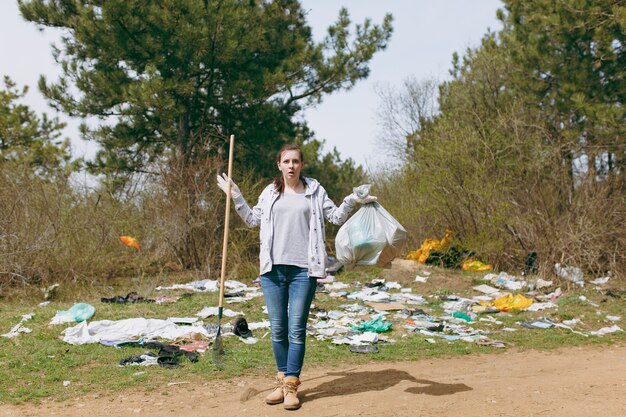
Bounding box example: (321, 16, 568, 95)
(270, 192, 311, 268)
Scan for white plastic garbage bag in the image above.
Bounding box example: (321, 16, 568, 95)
(335, 202, 407, 266)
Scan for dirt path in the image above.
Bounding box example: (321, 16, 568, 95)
(3, 344, 625, 417)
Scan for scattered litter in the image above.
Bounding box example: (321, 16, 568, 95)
(352, 316, 392, 333)
(425, 338, 436, 344)
(178, 341, 209, 353)
(119, 235, 141, 250)
(62, 318, 209, 345)
(63, 381, 71, 387)
(518, 320, 554, 329)
(605, 316, 621, 322)
(406, 229, 452, 264)
(349, 344, 379, 354)
(2, 313, 34, 338)
(101, 292, 154, 304)
(589, 325, 622, 336)
(414, 275, 428, 283)
(196, 307, 242, 318)
(484, 272, 526, 291)
(385, 281, 402, 290)
(167, 382, 190, 387)
(474, 338, 505, 348)
(333, 331, 379, 345)
(472, 284, 502, 296)
(42, 283, 60, 301)
(480, 293, 533, 312)
(590, 276, 610, 285)
(554, 263, 584, 286)
(118, 342, 199, 368)
(233, 317, 253, 338)
(119, 353, 159, 367)
(365, 302, 406, 311)
(238, 336, 258, 344)
(38, 301, 51, 307)
(461, 259, 492, 271)
(578, 295, 599, 307)
(525, 302, 557, 311)
(535, 287, 562, 302)
(451, 311, 474, 322)
(534, 279, 553, 289)
(50, 303, 95, 325)
(479, 316, 502, 325)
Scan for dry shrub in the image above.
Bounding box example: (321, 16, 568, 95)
(0, 153, 266, 292)
(373, 103, 625, 278)
(0, 161, 152, 291)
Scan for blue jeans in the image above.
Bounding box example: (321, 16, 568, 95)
(261, 265, 316, 378)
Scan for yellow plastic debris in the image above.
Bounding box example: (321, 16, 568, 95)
(479, 293, 533, 312)
(461, 258, 493, 271)
(406, 229, 453, 264)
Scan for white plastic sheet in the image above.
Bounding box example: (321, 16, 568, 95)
(62, 318, 209, 345)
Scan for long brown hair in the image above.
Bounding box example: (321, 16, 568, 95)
(273, 143, 307, 193)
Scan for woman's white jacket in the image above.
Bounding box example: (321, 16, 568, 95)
(232, 177, 357, 278)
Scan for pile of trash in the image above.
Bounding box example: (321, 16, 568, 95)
(2, 268, 623, 366)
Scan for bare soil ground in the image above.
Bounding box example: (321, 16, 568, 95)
(2, 344, 624, 417)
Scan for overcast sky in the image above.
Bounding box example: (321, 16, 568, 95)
(0, 0, 502, 168)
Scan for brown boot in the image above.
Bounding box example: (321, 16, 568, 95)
(283, 376, 301, 410)
(265, 372, 284, 405)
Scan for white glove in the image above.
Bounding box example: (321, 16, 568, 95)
(356, 195, 378, 204)
(352, 183, 377, 204)
(216, 173, 241, 199)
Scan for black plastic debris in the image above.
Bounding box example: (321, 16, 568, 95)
(233, 316, 253, 339)
(101, 291, 154, 304)
(118, 341, 198, 368)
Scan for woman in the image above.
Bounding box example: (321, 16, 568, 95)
(217, 144, 375, 410)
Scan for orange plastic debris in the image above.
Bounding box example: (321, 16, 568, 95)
(406, 229, 453, 264)
(119, 235, 141, 251)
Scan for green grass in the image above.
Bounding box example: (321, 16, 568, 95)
(0, 269, 624, 404)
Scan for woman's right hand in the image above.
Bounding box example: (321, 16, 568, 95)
(216, 173, 242, 199)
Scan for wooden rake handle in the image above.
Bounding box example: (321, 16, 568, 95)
(218, 134, 235, 309)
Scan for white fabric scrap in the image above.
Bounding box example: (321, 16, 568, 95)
(62, 318, 209, 345)
(332, 331, 378, 346)
(196, 307, 243, 318)
(525, 302, 557, 311)
(2, 313, 34, 338)
(535, 279, 553, 289)
(589, 325, 622, 336)
(590, 276, 610, 285)
(415, 275, 428, 283)
(472, 284, 501, 295)
(325, 282, 350, 290)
